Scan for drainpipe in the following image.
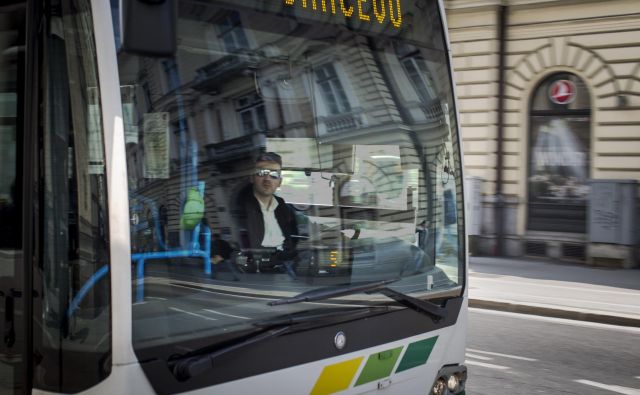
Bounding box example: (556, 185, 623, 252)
(495, 3, 508, 256)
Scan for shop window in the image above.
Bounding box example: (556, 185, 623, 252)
(528, 73, 591, 233)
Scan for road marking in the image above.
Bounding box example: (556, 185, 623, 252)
(203, 309, 250, 320)
(169, 307, 218, 321)
(168, 282, 277, 301)
(465, 360, 510, 370)
(465, 353, 493, 361)
(467, 348, 537, 362)
(636, 377, 640, 380)
(470, 308, 640, 334)
(574, 379, 640, 395)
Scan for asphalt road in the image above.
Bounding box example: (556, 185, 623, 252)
(466, 308, 640, 395)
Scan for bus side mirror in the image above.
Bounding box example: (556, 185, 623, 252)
(120, 0, 177, 57)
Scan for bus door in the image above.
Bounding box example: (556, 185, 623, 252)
(2, 1, 113, 393)
(0, 1, 27, 393)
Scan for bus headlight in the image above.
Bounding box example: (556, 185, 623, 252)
(431, 378, 446, 395)
(447, 374, 460, 392)
(430, 365, 467, 395)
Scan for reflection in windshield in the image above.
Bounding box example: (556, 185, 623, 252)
(116, 0, 463, 350)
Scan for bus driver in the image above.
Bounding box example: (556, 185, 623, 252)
(235, 152, 299, 279)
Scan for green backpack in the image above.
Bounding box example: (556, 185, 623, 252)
(180, 187, 205, 230)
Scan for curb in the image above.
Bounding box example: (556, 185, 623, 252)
(469, 298, 640, 328)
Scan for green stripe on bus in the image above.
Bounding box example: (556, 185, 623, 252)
(395, 336, 438, 373)
(354, 347, 403, 386)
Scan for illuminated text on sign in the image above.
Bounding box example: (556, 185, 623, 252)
(284, 0, 403, 28)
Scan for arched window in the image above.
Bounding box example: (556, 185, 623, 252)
(528, 73, 591, 233)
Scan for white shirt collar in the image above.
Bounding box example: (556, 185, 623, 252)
(255, 194, 279, 212)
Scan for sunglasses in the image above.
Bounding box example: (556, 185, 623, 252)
(254, 168, 281, 179)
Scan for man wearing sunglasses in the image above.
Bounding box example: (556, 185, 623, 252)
(235, 152, 299, 279)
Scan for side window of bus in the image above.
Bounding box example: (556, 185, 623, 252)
(434, 139, 461, 268)
(33, 1, 112, 392)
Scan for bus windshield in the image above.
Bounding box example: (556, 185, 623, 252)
(115, 0, 464, 354)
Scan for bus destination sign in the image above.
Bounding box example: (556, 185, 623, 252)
(284, 0, 403, 28)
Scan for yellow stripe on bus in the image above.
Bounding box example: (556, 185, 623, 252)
(310, 357, 364, 395)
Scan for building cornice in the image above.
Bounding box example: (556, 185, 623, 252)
(445, 0, 607, 11)
(445, 0, 502, 10)
(508, 14, 640, 40)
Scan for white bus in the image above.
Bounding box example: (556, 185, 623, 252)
(0, 0, 467, 394)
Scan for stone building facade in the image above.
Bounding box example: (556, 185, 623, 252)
(444, 0, 639, 266)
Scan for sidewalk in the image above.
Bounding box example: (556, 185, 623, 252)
(468, 256, 640, 327)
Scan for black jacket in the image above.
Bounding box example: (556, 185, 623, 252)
(235, 185, 298, 260)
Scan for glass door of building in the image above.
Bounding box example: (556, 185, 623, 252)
(528, 73, 591, 233)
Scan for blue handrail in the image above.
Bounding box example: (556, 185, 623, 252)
(67, 265, 110, 319)
(131, 223, 211, 302)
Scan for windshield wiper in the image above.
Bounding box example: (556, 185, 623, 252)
(376, 287, 446, 321)
(170, 324, 290, 382)
(171, 281, 451, 381)
(169, 306, 390, 382)
(268, 278, 447, 321)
